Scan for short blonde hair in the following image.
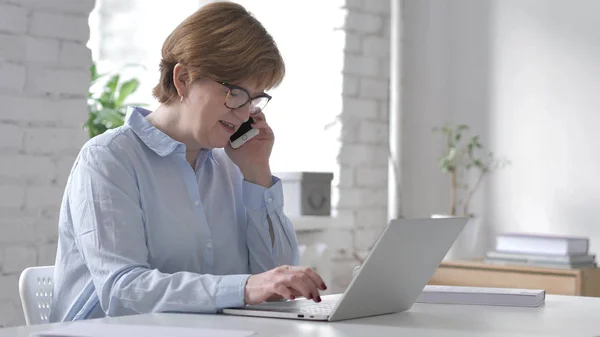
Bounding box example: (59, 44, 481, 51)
(152, 1, 285, 104)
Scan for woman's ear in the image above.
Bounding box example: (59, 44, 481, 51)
(172, 63, 190, 98)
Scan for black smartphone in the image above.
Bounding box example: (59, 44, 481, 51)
(229, 117, 259, 149)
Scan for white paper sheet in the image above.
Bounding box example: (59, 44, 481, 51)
(32, 322, 256, 337)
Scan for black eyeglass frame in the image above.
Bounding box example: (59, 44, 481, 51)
(217, 81, 272, 114)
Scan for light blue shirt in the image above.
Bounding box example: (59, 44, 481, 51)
(49, 107, 299, 322)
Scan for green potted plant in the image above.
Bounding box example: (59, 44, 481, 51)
(85, 63, 143, 138)
(433, 123, 509, 260)
(434, 123, 509, 217)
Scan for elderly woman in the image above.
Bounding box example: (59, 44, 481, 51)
(49, 1, 325, 322)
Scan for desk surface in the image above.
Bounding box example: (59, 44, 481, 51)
(1, 295, 598, 337)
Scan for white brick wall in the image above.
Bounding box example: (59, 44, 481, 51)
(0, 4, 28, 34)
(0, 0, 95, 327)
(30, 12, 90, 42)
(329, 0, 391, 293)
(27, 67, 91, 96)
(343, 55, 379, 77)
(0, 62, 26, 92)
(8, 0, 95, 15)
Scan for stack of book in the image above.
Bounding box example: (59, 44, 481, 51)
(483, 233, 596, 269)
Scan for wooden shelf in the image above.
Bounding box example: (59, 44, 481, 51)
(429, 260, 600, 297)
(439, 260, 595, 276)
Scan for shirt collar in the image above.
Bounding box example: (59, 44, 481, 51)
(125, 106, 214, 161)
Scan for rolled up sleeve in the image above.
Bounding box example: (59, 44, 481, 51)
(243, 177, 300, 274)
(70, 145, 250, 317)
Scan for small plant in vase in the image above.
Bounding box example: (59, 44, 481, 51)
(434, 123, 509, 218)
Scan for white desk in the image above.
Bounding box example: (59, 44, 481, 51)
(1, 295, 598, 337)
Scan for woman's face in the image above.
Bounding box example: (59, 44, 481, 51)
(177, 74, 265, 150)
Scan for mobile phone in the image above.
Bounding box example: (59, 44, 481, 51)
(229, 117, 259, 149)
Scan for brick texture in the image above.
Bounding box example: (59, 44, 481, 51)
(30, 11, 90, 42)
(329, 0, 391, 293)
(26, 37, 61, 65)
(2, 246, 37, 274)
(8, 0, 96, 15)
(0, 301, 25, 328)
(60, 41, 93, 68)
(0, 4, 27, 35)
(0, 275, 20, 303)
(0, 0, 94, 327)
(26, 67, 91, 96)
(0, 62, 26, 93)
(0, 33, 24, 62)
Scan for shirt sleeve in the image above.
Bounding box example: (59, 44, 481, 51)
(242, 177, 300, 274)
(68, 145, 250, 317)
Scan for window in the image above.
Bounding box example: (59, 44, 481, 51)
(89, 0, 345, 173)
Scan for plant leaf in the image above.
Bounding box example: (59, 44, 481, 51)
(95, 108, 125, 129)
(116, 79, 140, 107)
(105, 74, 120, 96)
(439, 158, 450, 173)
(86, 62, 142, 138)
(89, 64, 106, 85)
(447, 147, 457, 162)
(99, 91, 115, 109)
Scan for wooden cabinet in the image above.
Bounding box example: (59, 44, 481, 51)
(429, 260, 600, 297)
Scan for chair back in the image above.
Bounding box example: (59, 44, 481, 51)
(18, 266, 55, 325)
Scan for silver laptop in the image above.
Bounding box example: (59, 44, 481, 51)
(222, 217, 469, 322)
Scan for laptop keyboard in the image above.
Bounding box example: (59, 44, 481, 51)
(274, 299, 337, 315)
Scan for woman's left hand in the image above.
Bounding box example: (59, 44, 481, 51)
(225, 111, 274, 187)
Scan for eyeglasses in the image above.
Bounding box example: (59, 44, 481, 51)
(217, 81, 272, 115)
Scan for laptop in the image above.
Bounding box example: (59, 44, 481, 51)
(222, 217, 469, 322)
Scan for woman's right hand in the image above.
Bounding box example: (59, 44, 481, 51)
(244, 265, 327, 305)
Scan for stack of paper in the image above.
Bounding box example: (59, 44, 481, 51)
(416, 285, 545, 307)
(484, 233, 596, 269)
(495, 233, 589, 255)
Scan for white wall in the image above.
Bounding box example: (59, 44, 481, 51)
(489, 0, 600, 255)
(90, 0, 201, 108)
(0, 0, 95, 327)
(234, 0, 345, 174)
(400, 0, 600, 258)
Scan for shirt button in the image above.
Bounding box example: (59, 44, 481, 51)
(194, 200, 201, 207)
(267, 197, 273, 204)
(206, 242, 213, 249)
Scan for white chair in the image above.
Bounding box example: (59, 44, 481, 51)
(18, 266, 55, 325)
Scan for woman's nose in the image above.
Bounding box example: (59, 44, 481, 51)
(232, 104, 251, 122)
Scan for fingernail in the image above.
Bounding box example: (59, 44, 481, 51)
(290, 295, 295, 300)
(316, 296, 322, 303)
(322, 284, 327, 290)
